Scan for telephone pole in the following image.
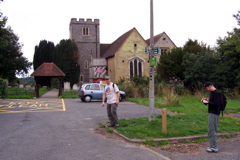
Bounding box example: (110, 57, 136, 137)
(149, 0, 155, 122)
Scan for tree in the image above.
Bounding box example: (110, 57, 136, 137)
(179, 39, 215, 91)
(182, 52, 216, 91)
(33, 40, 55, 87)
(156, 47, 185, 84)
(53, 39, 80, 88)
(33, 39, 80, 88)
(233, 10, 240, 26)
(157, 39, 214, 91)
(0, 12, 32, 81)
(33, 40, 54, 70)
(183, 39, 212, 55)
(212, 11, 240, 90)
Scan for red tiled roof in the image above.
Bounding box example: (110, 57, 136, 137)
(101, 28, 173, 58)
(31, 62, 65, 77)
(100, 44, 111, 57)
(101, 28, 136, 58)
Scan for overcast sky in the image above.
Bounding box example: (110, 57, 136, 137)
(1, 0, 240, 65)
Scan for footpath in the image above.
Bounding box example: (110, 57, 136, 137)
(39, 89, 59, 98)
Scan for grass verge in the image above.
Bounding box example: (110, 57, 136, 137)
(115, 96, 240, 139)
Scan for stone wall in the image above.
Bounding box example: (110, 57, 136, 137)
(107, 29, 149, 83)
(69, 18, 100, 83)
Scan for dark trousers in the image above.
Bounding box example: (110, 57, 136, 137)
(107, 103, 119, 125)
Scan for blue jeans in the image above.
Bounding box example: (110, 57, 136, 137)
(208, 113, 219, 148)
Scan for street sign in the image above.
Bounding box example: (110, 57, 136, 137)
(150, 57, 157, 66)
(153, 47, 161, 55)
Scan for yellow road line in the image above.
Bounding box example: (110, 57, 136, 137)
(61, 99, 66, 111)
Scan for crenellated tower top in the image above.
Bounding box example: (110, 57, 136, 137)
(70, 18, 99, 24)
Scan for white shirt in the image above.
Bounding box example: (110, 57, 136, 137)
(103, 82, 119, 104)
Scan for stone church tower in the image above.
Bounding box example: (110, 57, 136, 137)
(69, 18, 100, 83)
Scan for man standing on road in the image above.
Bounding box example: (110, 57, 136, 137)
(201, 81, 221, 153)
(102, 76, 120, 127)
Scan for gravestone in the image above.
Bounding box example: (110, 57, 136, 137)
(64, 82, 71, 91)
(72, 84, 78, 90)
(25, 85, 31, 90)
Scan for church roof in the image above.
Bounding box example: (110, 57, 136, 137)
(145, 32, 176, 47)
(31, 62, 65, 77)
(100, 44, 111, 57)
(145, 32, 164, 45)
(101, 29, 176, 59)
(101, 28, 136, 58)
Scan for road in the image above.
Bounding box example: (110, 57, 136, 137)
(0, 98, 239, 160)
(0, 99, 167, 160)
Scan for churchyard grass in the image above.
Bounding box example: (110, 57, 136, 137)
(4, 88, 50, 99)
(3, 88, 79, 99)
(60, 90, 79, 98)
(115, 96, 240, 139)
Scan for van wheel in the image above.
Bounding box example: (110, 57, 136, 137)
(84, 96, 92, 102)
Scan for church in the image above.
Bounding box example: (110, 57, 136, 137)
(69, 18, 176, 84)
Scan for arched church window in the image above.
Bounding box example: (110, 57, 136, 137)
(82, 27, 90, 36)
(130, 61, 133, 77)
(129, 58, 143, 77)
(134, 59, 138, 75)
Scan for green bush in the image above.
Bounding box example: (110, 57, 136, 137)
(0, 78, 7, 98)
(117, 78, 149, 98)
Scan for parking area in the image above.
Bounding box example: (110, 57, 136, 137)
(0, 99, 66, 113)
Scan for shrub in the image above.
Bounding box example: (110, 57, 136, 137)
(117, 77, 149, 98)
(223, 88, 240, 99)
(194, 89, 209, 98)
(130, 76, 149, 86)
(161, 86, 179, 106)
(155, 82, 165, 97)
(0, 78, 7, 98)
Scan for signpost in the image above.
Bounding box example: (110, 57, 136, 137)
(149, 0, 155, 122)
(145, 0, 161, 122)
(147, 0, 167, 132)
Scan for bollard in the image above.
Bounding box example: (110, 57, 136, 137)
(162, 108, 167, 133)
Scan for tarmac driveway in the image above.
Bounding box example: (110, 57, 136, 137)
(0, 99, 166, 160)
(0, 98, 239, 160)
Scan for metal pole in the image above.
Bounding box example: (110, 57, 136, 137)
(149, 0, 155, 122)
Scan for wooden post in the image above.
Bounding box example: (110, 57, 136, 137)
(34, 78, 40, 98)
(162, 108, 167, 133)
(35, 82, 39, 98)
(58, 77, 63, 97)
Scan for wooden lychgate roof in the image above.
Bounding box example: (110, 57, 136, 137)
(31, 62, 65, 77)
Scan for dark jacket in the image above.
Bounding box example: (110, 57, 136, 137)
(208, 90, 221, 115)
